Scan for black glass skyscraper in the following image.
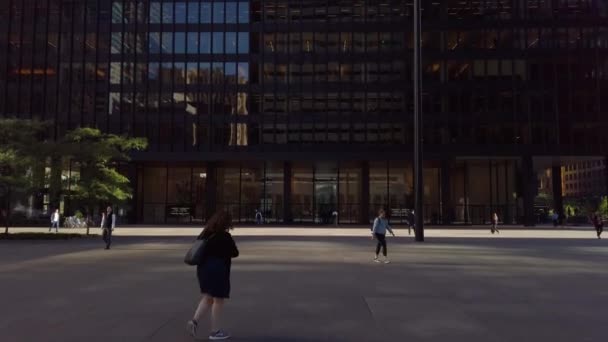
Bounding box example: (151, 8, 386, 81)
(2, 1, 607, 225)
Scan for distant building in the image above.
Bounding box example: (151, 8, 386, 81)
(562, 160, 607, 198)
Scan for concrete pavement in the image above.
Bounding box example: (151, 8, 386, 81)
(3, 224, 602, 239)
(0, 233, 607, 341)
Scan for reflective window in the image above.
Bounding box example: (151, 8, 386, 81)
(112, 2, 122, 23)
(226, 2, 238, 23)
(226, 32, 237, 53)
(238, 62, 249, 84)
(186, 63, 198, 85)
(175, 62, 186, 84)
(213, 32, 224, 53)
(239, 2, 250, 23)
(187, 32, 198, 54)
(200, 32, 211, 53)
(162, 32, 173, 53)
(175, 2, 187, 23)
(161, 63, 172, 85)
(149, 2, 161, 23)
(162, 3, 173, 23)
(213, 2, 225, 23)
(175, 32, 186, 54)
(201, 3, 212, 23)
(110, 63, 121, 84)
(188, 2, 199, 23)
(199, 63, 211, 83)
(111, 32, 122, 53)
(149, 32, 161, 54)
(149, 62, 160, 81)
(238, 32, 249, 53)
(225, 62, 237, 84)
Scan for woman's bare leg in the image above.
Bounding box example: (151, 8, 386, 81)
(193, 295, 214, 322)
(210, 298, 225, 332)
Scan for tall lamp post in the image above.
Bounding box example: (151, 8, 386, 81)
(413, 0, 424, 241)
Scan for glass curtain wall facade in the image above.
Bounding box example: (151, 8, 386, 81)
(1, 1, 607, 224)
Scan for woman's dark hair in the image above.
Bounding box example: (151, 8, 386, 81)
(378, 208, 386, 216)
(201, 211, 233, 238)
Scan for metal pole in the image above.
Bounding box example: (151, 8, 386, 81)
(413, 0, 424, 241)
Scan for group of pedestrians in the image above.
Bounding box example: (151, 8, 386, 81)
(47, 206, 116, 249)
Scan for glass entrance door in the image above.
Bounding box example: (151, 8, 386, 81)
(315, 181, 337, 224)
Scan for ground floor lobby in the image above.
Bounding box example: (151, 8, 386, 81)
(135, 158, 536, 225)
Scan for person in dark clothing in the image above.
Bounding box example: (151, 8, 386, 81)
(101, 206, 115, 250)
(407, 210, 415, 235)
(591, 213, 603, 239)
(187, 211, 239, 341)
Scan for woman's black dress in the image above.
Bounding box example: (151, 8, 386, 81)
(196, 231, 239, 298)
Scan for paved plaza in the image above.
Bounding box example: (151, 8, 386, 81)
(1, 228, 607, 342)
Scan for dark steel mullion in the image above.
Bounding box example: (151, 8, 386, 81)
(182, 2, 188, 153)
(41, 0, 51, 121)
(325, 0, 329, 143)
(28, 0, 40, 119)
(171, 1, 175, 152)
(102, 2, 112, 133)
(16, 0, 26, 117)
(363, 3, 368, 143)
(298, 0, 303, 144)
(131, 1, 139, 137)
(117, 1, 124, 135)
(54, 0, 64, 139)
(261, 0, 265, 146)
(209, 0, 214, 150)
(157, 0, 163, 152)
(80, 0, 89, 127)
(285, 2, 291, 147)
(144, 1, 151, 144)
(594, 26, 601, 124)
(93, 0, 101, 128)
(2, 0, 13, 115)
(195, 2, 202, 152)
(67, 2, 76, 129)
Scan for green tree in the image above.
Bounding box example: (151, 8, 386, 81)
(60, 128, 147, 234)
(597, 196, 608, 218)
(0, 119, 46, 233)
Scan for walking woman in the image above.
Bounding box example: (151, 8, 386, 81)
(591, 212, 603, 239)
(491, 212, 500, 234)
(187, 211, 239, 340)
(371, 209, 395, 264)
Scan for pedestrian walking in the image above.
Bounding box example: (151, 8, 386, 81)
(187, 211, 239, 341)
(332, 210, 338, 227)
(371, 209, 395, 264)
(552, 211, 559, 227)
(255, 209, 263, 225)
(49, 209, 60, 233)
(408, 209, 415, 235)
(491, 212, 500, 234)
(591, 212, 603, 239)
(101, 206, 116, 250)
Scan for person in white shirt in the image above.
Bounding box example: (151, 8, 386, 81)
(49, 209, 60, 233)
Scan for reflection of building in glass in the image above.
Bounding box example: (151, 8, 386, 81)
(1, 1, 608, 224)
(562, 160, 607, 198)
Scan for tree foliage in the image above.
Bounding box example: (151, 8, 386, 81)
(59, 127, 147, 218)
(0, 119, 46, 191)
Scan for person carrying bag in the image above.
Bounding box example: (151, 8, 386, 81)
(185, 211, 239, 341)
